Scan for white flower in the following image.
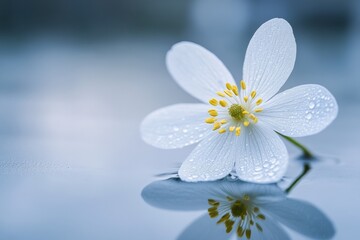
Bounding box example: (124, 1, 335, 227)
(141, 18, 338, 183)
(142, 178, 335, 240)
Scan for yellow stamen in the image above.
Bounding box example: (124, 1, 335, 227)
(240, 80, 246, 90)
(254, 108, 263, 113)
(249, 114, 256, 121)
(220, 119, 227, 124)
(205, 117, 216, 124)
(226, 82, 232, 90)
(217, 91, 226, 97)
(251, 90, 257, 98)
(218, 128, 226, 134)
(232, 85, 238, 96)
(244, 121, 250, 127)
(213, 122, 221, 130)
(236, 127, 241, 136)
(226, 196, 234, 201)
(224, 90, 233, 97)
(243, 96, 248, 102)
(208, 109, 218, 117)
(219, 100, 228, 107)
(209, 98, 218, 106)
(256, 98, 263, 105)
(217, 213, 230, 224)
(246, 229, 252, 239)
(242, 110, 249, 115)
(229, 126, 235, 132)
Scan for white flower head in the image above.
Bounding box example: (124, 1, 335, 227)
(141, 18, 338, 183)
(142, 179, 335, 239)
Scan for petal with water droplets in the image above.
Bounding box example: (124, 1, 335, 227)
(179, 133, 236, 182)
(141, 104, 210, 149)
(234, 123, 288, 183)
(243, 18, 296, 101)
(259, 84, 338, 137)
(167, 42, 236, 103)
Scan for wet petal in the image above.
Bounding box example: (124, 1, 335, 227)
(141, 178, 286, 211)
(250, 216, 291, 240)
(179, 133, 236, 182)
(141, 104, 210, 149)
(166, 42, 236, 103)
(243, 18, 296, 101)
(141, 178, 212, 211)
(262, 199, 335, 239)
(177, 214, 230, 240)
(259, 84, 338, 137)
(234, 123, 288, 183)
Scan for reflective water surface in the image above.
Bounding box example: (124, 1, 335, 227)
(0, 1, 360, 239)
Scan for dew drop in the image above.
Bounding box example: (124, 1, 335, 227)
(309, 102, 315, 109)
(182, 129, 188, 133)
(305, 113, 312, 120)
(173, 127, 179, 132)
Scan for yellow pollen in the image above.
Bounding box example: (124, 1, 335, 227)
(224, 90, 233, 97)
(213, 122, 221, 130)
(246, 229, 252, 239)
(217, 91, 226, 97)
(226, 196, 234, 201)
(256, 98, 263, 105)
(244, 121, 250, 127)
(229, 126, 235, 132)
(219, 100, 228, 107)
(251, 91, 257, 98)
(226, 82, 232, 90)
(205, 117, 216, 124)
(209, 98, 218, 106)
(240, 80, 246, 90)
(220, 119, 227, 124)
(217, 213, 230, 224)
(235, 127, 241, 136)
(208, 109, 218, 117)
(218, 128, 226, 134)
(243, 96, 248, 102)
(232, 85, 239, 96)
(254, 108, 263, 113)
(242, 110, 249, 115)
(249, 114, 256, 121)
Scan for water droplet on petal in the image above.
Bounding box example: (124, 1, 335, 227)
(305, 113, 312, 120)
(309, 102, 315, 109)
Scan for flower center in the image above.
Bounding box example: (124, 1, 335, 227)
(204, 80, 264, 137)
(208, 195, 266, 239)
(228, 104, 246, 121)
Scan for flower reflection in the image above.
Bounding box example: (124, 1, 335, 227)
(142, 178, 335, 239)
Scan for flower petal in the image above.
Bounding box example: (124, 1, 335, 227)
(259, 84, 338, 137)
(141, 178, 286, 211)
(177, 214, 230, 240)
(141, 104, 210, 149)
(179, 133, 236, 182)
(261, 199, 335, 239)
(178, 214, 291, 240)
(166, 42, 236, 103)
(243, 18, 296, 101)
(141, 178, 212, 211)
(234, 123, 288, 183)
(250, 216, 291, 240)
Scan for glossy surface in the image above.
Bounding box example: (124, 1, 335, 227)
(0, 2, 359, 239)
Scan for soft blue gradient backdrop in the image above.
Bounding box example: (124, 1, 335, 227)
(0, 1, 359, 239)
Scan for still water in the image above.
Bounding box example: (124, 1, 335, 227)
(0, 30, 359, 239)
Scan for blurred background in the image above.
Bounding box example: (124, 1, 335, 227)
(0, 0, 359, 239)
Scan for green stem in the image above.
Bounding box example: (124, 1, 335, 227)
(285, 163, 311, 194)
(277, 132, 314, 159)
